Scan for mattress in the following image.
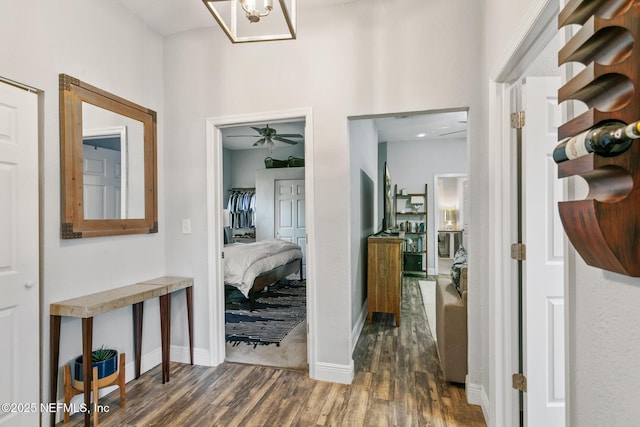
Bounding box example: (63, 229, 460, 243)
(224, 239, 303, 297)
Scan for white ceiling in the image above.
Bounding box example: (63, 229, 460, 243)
(373, 110, 468, 143)
(115, 1, 468, 148)
(115, 0, 356, 37)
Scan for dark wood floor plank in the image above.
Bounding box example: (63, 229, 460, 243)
(59, 277, 485, 427)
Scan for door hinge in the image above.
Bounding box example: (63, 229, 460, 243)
(512, 373, 527, 392)
(511, 243, 526, 261)
(511, 111, 525, 129)
(221, 251, 225, 259)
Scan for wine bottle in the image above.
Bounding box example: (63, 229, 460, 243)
(552, 120, 640, 163)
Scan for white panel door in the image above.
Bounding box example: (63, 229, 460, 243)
(82, 144, 122, 219)
(274, 179, 306, 272)
(523, 76, 565, 427)
(0, 82, 39, 426)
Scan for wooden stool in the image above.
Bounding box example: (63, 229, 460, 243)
(63, 353, 126, 425)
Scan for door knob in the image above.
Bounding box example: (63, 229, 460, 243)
(25, 281, 35, 289)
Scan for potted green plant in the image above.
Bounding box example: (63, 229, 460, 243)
(74, 346, 118, 381)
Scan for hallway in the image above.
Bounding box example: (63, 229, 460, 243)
(61, 278, 485, 426)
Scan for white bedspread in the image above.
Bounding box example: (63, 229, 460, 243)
(224, 239, 303, 297)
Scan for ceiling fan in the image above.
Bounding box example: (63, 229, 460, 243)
(438, 120, 468, 137)
(228, 124, 304, 147)
(438, 129, 467, 137)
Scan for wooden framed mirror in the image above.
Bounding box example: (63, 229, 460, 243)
(59, 74, 157, 238)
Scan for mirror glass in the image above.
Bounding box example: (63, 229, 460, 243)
(59, 74, 157, 238)
(82, 103, 145, 219)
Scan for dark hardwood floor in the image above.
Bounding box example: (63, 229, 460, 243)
(59, 277, 486, 426)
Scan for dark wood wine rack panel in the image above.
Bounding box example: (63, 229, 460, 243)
(557, 0, 640, 276)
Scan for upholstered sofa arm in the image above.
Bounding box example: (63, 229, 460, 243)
(459, 267, 468, 293)
(435, 267, 468, 384)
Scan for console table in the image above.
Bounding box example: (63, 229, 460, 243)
(49, 277, 193, 427)
(137, 276, 194, 383)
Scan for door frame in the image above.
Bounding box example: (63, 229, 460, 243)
(487, 0, 564, 425)
(204, 108, 317, 376)
(433, 173, 467, 276)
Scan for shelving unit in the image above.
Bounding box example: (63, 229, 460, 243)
(394, 184, 427, 277)
(555, 0, 640, 276)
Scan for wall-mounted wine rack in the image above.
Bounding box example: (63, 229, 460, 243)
(557, 0, 640, 276)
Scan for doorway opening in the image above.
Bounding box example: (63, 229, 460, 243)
(433, 173, 467, 276)
(348, 107, 469, 363)
(205, 108, 316, 375)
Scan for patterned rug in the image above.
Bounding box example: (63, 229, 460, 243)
(225, 279, 306, 346)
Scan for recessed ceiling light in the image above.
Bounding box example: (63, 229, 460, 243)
(417, 133, 426, 138)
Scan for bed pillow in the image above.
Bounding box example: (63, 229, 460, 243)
(450, 246, 468, 294)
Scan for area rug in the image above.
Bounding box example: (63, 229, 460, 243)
(225, 279, 306, 346)
(418, 280, 437, 342)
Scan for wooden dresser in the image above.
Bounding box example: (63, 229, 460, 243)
(367, 234, 404, 326)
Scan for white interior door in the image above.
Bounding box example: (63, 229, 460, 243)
(275, 179, 306, 274)
(0, 81, 39, 426)
(83, 144, 122, 219)
(522, 76, 565, 427)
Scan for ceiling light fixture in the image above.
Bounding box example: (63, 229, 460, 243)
(240, 0, 272, 23)
(203, 0, 296, 43)
(417, 133, 426, 138)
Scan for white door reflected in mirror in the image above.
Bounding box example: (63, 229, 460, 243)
(82, 102, 145, 220)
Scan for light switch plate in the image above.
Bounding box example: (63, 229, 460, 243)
(182, 219, 191, 234)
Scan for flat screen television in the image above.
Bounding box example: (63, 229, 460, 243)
(382, 162, 394, 232)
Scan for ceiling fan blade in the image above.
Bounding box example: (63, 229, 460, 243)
(251, 126, 266, 135)
(252, 138, 266, 146)
(274, 136, 299, 145)
(227, 135, 261, 137)
(438, 129, 467, 136)
(275, 133, 304, 138)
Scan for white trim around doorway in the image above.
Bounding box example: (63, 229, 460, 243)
(487, 0, 562, 426)
(433, 173, 467, 276)
(204, 108, 318, 378)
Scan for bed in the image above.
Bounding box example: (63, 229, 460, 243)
(224, 239, 303, 309)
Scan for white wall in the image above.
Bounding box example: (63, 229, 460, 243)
(387, 138, 467, 273)
(227, 145, 305, 189)
(348, 119, 379, 334)
(163, 0, 483, 378)
(0, 1, 165, 425)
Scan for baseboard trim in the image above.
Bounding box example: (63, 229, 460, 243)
(312, 360, 354, 384)
(351, 300, 368, 354)
(466, 377, 490, 422)
(170, 345, 212, 366)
